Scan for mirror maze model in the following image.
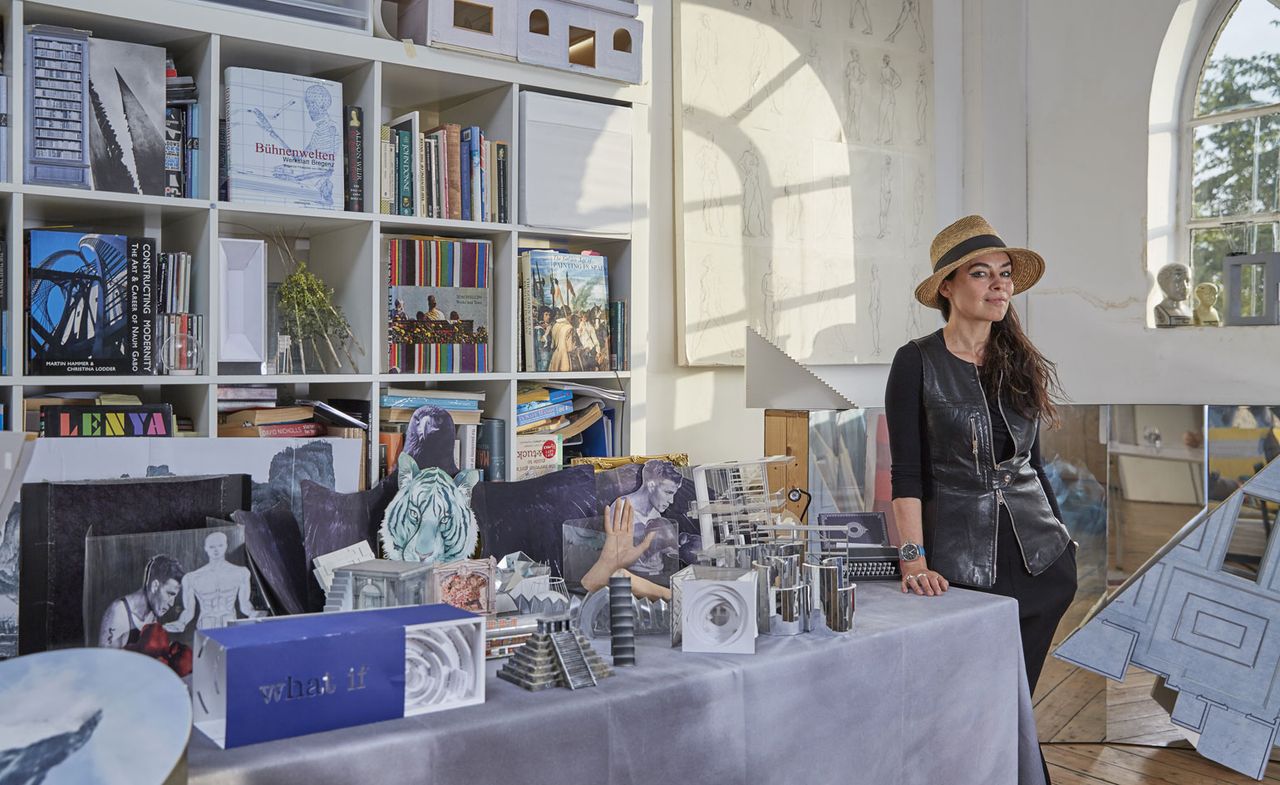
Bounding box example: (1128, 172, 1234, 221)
(1055, 458, 1280, 781)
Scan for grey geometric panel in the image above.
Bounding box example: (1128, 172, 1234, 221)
(1053, 457, 1280, 780)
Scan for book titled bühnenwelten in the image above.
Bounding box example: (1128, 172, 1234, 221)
(223, 67, 344, 210)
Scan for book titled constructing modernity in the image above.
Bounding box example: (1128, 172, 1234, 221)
(222, 67, 343, 210)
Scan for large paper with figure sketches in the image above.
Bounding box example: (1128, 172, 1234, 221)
(676, 0, 935, 366)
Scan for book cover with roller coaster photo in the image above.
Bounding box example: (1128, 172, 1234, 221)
(26, 229, 133, 374)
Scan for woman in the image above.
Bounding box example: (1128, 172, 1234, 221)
(885, 214, 1077, 703)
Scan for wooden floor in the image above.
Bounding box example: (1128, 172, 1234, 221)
(1043, 743, 1280, 784)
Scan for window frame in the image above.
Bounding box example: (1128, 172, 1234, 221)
(1179, 0, 1280, 281)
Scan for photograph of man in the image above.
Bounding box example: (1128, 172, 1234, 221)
(98, 555, 184, 649)
(164, 531, 265, 634)
(425, 295, 445, 321)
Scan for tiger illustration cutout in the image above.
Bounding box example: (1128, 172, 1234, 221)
(380, 453, 480, 564)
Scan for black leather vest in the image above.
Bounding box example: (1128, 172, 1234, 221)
(912, 331, 1071, 588)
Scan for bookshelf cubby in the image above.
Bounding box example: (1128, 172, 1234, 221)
(2, 0, 651, 485)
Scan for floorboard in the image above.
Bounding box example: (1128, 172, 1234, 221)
(1042, 743, 1280, 785)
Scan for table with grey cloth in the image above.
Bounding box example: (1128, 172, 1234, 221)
(188, 583, 1046, 785)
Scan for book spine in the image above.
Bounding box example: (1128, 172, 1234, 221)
(136, 238, 156, 374)
(446, 124, 462, 221)
(480, 135, 489, 223)
(431, 136, 442, 218)
(516, 399, 573, 427)
(520, 254, 534, 371)
(257, 422, 325, 438)
(379, 124, 393, 215)
(379, 396, 481, 410)
(469, 126, 482, 222)
(496, 142, 508, 224)
(460, 127, 473, 222)
(417, 132, 428, 218)
(128, 240, 142, 374)
(344, 106, 364, 212)
(516, 395, 574, 416)
(609, 300, 625, 371)
(186, 104, 200, 198)
(397, 129, 412, 216)
(164, 106, 185, 198)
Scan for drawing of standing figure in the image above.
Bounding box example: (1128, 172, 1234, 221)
(886, 0, 927, 52)
(810, 0, 823, 27)
(697, 138, 726, 236)
(741, 27, 770, 116)
(739, 145, 769, 238)
(783, 162, 805, 240)
(844, 49, 867, 141)
(911, 169, 925, 245)
(870, 263, 883, 356)
(877, 55, 901, 144)
(915, 63, 929, 144)
(685, 16, 719, 116)
(877, 155, 893, 239)
(850, 0, 872, 33)
(771, 0, 793, 18)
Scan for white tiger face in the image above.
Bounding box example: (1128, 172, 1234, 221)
(380, 454, 479, 565)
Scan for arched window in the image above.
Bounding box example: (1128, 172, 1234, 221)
(613, 29, 632, 54)
(1185, 0, 1280, 287)
(529, 9, 549, 36)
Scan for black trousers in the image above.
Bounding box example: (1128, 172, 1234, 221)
(960, 505, 1079, 696)
(959, 507, 1077, 785)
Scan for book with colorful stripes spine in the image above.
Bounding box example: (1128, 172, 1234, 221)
(386, 236, 493, 373)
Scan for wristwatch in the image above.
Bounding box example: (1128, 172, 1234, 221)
(898, 541, 926, 562)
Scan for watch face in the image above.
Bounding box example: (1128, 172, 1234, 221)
(899, 543, 920, 561)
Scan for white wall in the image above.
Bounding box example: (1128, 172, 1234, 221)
(645, 2, 763, 463)
(647, 0, 1259, 462)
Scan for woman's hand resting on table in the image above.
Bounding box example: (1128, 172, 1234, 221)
(900, 558, 949, 596)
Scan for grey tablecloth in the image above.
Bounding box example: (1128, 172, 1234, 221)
(189, 584, 1045, 785)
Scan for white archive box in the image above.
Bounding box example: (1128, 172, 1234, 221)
(398, 0, 519, 58)
(518, 91, 633, 235)
(516, 0, 643, 84)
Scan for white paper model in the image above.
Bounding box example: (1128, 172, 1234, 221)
(218, 238, 267, 363)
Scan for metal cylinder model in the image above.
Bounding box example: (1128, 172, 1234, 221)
(805, 561, 838, 626)
(828, 584, 856, 633)
(768, 554, 800, 588)
(753, 560, 774, 634)
(770, 584, 809, 636)
(609, 573, 635, 666)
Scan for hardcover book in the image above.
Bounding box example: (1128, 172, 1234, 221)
(386, 236, 493, 374)
(223, 67, 343, 210)
(520, 251, 611, 372)
(88, 37, 166, 195)
(26, 229, 132, 374)
(40, 404, 175, 437)
(344, 105, 364, 211)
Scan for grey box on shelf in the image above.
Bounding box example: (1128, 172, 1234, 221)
(190, 0, 371, 32)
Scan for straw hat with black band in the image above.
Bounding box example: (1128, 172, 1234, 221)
(914, 215, 1045, 310)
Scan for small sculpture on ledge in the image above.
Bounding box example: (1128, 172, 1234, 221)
(1154, 263, 1193, 327)
(1192, 281, 1222, 326)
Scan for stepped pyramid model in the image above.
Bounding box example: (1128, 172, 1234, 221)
(497, 616, 612, 691)
(1054, 458, 1280, 781)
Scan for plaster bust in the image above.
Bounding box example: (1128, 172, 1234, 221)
(1193, 281, 1221, 326)
(1154, 263, 1193, 327)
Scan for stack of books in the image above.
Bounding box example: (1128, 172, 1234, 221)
(26, 230, 200, 376)
(218, 404, 322, 438)
(385, 235, 493, 374)
(379, 115, 508, 223)
(378, 388, 484, 476)
(164, 56, 200, 198)
(513, 383, 619, 479)
(519, 250, 621, 372)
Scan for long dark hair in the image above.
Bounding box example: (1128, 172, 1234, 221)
(940, 294, 1064, 428)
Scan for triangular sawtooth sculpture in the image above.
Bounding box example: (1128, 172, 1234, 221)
(1054, 458, 1280, 780)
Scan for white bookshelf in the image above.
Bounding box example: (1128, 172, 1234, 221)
(1, 0, 651, 484)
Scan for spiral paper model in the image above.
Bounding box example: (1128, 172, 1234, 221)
(609, 573, 635, 666)
(404, 626, 477, 714)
